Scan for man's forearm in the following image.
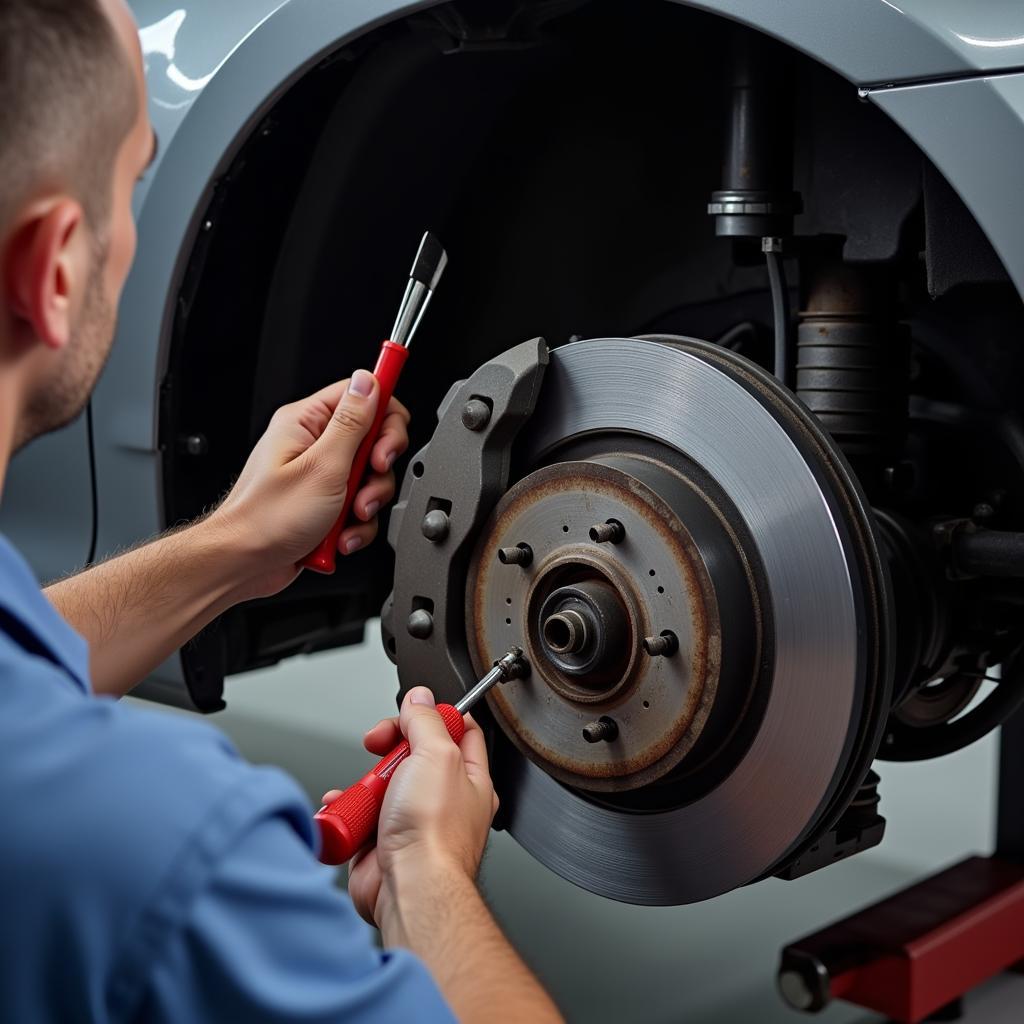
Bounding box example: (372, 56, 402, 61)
(380, 858, 563, 1024)
(45, 515, 259, 698)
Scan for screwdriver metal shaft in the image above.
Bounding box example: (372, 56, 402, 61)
(454, 649, 522, 714)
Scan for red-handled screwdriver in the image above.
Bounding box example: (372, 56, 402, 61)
(315, 647, 525, 865)
(301, 232, 449, 574)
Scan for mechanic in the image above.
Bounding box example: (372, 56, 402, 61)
(0, 2, 563, 1021)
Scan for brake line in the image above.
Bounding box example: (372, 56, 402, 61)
(763, 239, 790, 384)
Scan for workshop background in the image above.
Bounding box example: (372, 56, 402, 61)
(4, 1, 1024, 1020)
(131, 633, 1016, 1024)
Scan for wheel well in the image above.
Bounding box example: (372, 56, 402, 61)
(160, 0, 1022, 701)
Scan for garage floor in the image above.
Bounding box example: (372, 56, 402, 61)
(138, 624, 1021, 1023)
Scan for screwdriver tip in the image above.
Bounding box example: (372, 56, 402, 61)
(497, 647, 528, 680)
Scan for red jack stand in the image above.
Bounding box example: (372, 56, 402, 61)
(778, 856, 1024, 1022)
(778, 705, 1024, 1023)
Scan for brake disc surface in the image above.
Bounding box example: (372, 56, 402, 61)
(387, 337, 889, 905)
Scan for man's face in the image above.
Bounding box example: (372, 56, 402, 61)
(19, 0, 154, 447)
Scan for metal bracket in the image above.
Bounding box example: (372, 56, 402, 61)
(382, 337, 549, 705)
(775, 770, 885, 881)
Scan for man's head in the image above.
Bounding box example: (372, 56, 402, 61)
(0, 0, 154, 451)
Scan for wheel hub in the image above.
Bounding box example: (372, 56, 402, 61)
(467, 455, 761, 793)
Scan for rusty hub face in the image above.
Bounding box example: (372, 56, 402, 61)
(467, 454, 761, 793)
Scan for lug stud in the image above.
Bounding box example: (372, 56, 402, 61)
(497, 543, 533, 567)
(589, 519, 624, 544)
(643, 631, 678, 657)
(582, 717, 619, 743)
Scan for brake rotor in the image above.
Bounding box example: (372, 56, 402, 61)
(386, 336, 891, 905)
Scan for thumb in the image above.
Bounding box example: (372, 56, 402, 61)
(400, 687, 459, 754)
(309, 370, 379, 486)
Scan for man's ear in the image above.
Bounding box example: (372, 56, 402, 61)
(4, 198, 87, 352)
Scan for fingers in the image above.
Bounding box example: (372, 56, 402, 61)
(321, 711, 400, 801)
(458, 715, 498, 820)
(307, 371, 380, 488)
(399, 686, 462, 755)
(338, 466, 396, 555)
(364, 716, 402, 755)
(458, 713, 491, 775)
(370, 400, 411, 474)
(275, 380, 349, 445)
(337, 518, 377, 557)
(304, 378, 350, 410)
(284, 383, 407, 465)
(351, 470, 396, 522)
(365, 706, 487, 766)
(348, 846, 382, 926)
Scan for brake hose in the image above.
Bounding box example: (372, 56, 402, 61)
(764, 239, 789, 384)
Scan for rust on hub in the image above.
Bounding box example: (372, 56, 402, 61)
(465, 457, 729, 793)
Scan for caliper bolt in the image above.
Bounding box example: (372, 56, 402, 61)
(497, 543, 533, 567)
(589, 519, 625, 544)
(406, 609, 434, 639)
(582, 717, 619, 743)
(461, 399, 492, 432)
(643, 631, 679, 657)
(421, 509, 450, 543)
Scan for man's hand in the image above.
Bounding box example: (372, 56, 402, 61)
(325, 689, 563, 1023)
(46, 370, 409, 698)
(334, 687, 498, 927)
(212, 370, 410, 598)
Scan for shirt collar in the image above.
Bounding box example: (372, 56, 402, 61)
(0, 533, 91, 693)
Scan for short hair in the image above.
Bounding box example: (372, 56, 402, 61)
(0, 0, 137, 237)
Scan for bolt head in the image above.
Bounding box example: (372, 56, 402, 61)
(461, 399, 492, 432)
(972, 502, 995, 522)
(407, 609, 434, 639)
(421, 509, 450, 542)
(179, 434, 208, 456)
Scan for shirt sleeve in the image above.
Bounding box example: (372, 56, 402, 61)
(135, 811, 457, 1024)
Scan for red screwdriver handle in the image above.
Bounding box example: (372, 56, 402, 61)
(315, 703, 466, 865)
(301, 340, 410, 574)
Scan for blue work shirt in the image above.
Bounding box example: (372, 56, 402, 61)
(0, 534, 456, 1023)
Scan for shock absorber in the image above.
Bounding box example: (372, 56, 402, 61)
(797, 255, 926, 709)
(707, 28, 801, 240)
(707, 27, 801, 382)
(795, 255, 910, 487)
